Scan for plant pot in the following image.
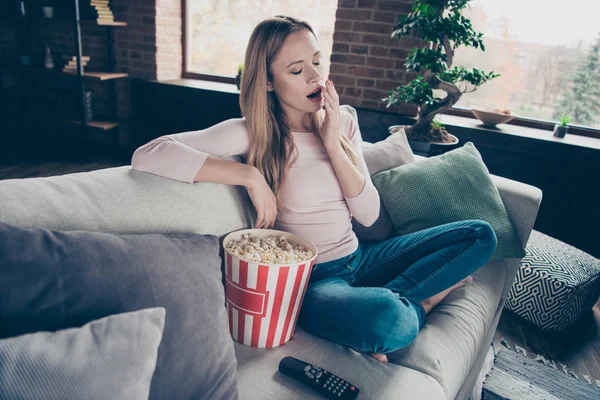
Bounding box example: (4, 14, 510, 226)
(553, 124, 568, 138)
(388, 125, 460, 157)
(235, 72, 241, 90)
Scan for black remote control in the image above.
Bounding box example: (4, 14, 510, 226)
(278, 356, 360, 399)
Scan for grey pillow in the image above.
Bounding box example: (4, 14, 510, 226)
(0, 308, 165, 400)
(0, 222, 239, 400)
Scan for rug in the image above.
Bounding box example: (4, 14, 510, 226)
(482, 342, 600, 399)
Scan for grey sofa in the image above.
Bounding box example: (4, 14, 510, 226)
(0, 148, 542, 399)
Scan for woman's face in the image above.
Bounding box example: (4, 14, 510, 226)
(267, 29, 326, 116)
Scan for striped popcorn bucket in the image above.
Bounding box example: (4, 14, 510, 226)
(223, 229, 318, 349)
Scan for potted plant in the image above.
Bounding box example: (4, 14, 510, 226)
(383, 0, 500, 154)
(236, 64, 243, 90)
(553, 114, 571, 138)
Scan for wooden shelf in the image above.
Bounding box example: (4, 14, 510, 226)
(66, 120, 119, 131)
(64, 71, 129, 81)
(25, 68, 129, 81)
(80, 21, 127, 27)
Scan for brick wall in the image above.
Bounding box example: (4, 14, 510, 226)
(330, 0, 422, 116)
(155, 0, 182, 81)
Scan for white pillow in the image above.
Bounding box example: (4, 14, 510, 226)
(362, 129, 415, 175)
(340, 104, 416, 174)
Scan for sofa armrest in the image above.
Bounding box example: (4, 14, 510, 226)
(489, 174, 543, 250)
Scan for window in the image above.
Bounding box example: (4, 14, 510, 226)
(183, 0, 337, 83)
(451, 0, 600, 133)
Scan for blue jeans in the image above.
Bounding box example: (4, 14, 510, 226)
(297, 219, 497, 354)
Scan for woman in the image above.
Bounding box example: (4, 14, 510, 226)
(131, 15, 497, 363)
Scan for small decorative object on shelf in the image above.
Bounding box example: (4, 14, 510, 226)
(553, 114, 571, 138)
(15, 0, 26, 16)
(471, 106, 517, 127)
(82, 90, 93, 123)
(236, 63, 243, 90)
(62, 54, 91, 73)
(80, 0, 117, 24)
(44, 46, 54, 70)
(42, 5, 54, 18)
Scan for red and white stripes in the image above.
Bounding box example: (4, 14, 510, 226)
(224, 252, 315, 348)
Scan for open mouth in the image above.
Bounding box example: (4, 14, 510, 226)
(307, 88, 322, 98)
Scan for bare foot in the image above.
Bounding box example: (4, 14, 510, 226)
(420, 275, 473, 314)
(351, 347, 388, 363)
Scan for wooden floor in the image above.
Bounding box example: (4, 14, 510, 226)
(1, 154, 599, 387)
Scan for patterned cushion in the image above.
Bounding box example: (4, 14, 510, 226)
(505, 230, 600, 332)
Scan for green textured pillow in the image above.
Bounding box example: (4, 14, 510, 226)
(371, 142, 525, 261)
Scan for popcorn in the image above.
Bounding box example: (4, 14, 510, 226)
(225, 233, 314, 264)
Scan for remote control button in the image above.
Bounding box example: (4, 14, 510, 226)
(316, 371, 322, 378)
(315, 367, 322, 371)
(337, 393, 342, 397)
(350, 386, 355, 390)
(333, 389, 337, 393)
(305, 372, 314, 379)
(304, 366, 311, 372)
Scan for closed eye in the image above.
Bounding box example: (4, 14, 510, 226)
(292, 62, 321, 75)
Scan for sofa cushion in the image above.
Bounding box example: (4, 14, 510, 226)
(387, 258, 507, 398)
(0, 308, 165, 400)
(231, 258, 506, 400)
(0, 222, 239, 400)
(0, 164, 253, 242)
(234, 326, 446, 400)
(371, 142, 526, 262)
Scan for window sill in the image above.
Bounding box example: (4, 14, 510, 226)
(151, 78, 240, 95)
(152, 78, 600, 155)
(437, 113, 600, 152)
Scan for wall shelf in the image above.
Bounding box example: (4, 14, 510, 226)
(80, 20, 127, 26)
(66, 120, 119, 131)
(24, 67, 129, 81)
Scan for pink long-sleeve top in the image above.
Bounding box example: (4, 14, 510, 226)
(131, 109, 380, 265)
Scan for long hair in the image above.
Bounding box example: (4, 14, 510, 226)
(239, 15, 358, 214)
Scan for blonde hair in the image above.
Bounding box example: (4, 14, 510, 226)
(239, 15, 358, 214)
